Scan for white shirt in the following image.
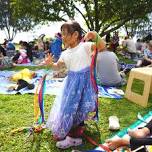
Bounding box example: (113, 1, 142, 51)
(123, 39, 137, 53)
(59, 42, 92, 71)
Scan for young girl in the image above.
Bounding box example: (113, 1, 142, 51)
(45, 21, 106, 149)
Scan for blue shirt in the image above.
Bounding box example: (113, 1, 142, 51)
(6, 42, 15, 50)
(49, 37, 62, 61)
(144, 49, 152, 59)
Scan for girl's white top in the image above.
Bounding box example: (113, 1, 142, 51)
(59, 42, 92, 71)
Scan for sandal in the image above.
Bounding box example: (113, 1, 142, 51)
(56, 136, 82, 149)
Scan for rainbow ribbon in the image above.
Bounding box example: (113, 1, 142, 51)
(34, 74, 47, 124)
(90, 37, 99, 121)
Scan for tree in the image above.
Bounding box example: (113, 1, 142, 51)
(124, 16, 152, 37)
(24, 0, 152, 37)
(2, 0, 152, 39)
(0, 0, 39, 40)
(69, 0, 152, 36)
(124, 13, 152, 38)
(11, 0, 75, 23)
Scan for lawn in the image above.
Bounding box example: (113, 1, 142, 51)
(0, 61, 152, 152)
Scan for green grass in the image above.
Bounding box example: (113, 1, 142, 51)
(0, 61, 152, 152)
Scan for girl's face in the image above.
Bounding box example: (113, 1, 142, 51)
(61, 28, 79, 48)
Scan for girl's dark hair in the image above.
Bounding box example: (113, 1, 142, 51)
(61, 21, 82, 40)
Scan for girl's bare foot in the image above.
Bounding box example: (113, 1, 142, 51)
(106, 137, 129, 150)
(128, 127, 150, 138)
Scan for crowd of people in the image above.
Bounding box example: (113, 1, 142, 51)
(0, 32, 63, 68)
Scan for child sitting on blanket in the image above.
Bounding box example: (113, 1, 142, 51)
(12, 41, 31, 64)
(8, 68, 35, 91)
(43, 21, 106, 149)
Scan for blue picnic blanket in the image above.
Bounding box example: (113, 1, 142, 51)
(0, 70, 124, 99)
(15, 63, 38, 66)
(119, 62, 136, 71)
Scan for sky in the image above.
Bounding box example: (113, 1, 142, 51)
(0, 11, 86, 44)
(0, 22, 65, 43)
(0, 19, 134, 44)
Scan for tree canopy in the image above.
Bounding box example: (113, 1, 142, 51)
(1, 0, 152, 39)
(0, 0, 40, 40)
(64, 0, 152, 36)
(124, 14, 152, 38)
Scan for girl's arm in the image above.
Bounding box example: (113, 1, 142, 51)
(43, 53, 65, 70)
(84, 31, 106, 52)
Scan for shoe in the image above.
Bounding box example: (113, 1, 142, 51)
(109, 116, 120, 131)
(56, 136, 82, 149)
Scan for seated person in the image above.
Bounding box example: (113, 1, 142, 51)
(96, 49, 126, 87)
(0, 50, 13, 69)
(0, 44, 6, 56)
(111, 31, 119, 52)
(49, 33, 62, 62)
(12, 41, 31, 64)
(6, 40, 15, 50)
(8, 68, 35, 91)
(6, 40, 16, 57)
(136, 40, 152, 67)
(122, 36, 138, 60)
(106, 119, 152, 151)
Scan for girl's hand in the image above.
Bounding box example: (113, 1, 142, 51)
(84, 31, 106, 52)
(84, 31, 96, 41)
(44, 54, 53, 66)
(39, 53, 53, 66)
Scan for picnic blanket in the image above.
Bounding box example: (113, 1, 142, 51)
(94, 111, 152, 152)
(0, 69, 62, 95)
(119, 62, 136, 71)
(98, 86, 124, 99)
(15, 63, 38, 66)
(0, 70, 124, 98)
